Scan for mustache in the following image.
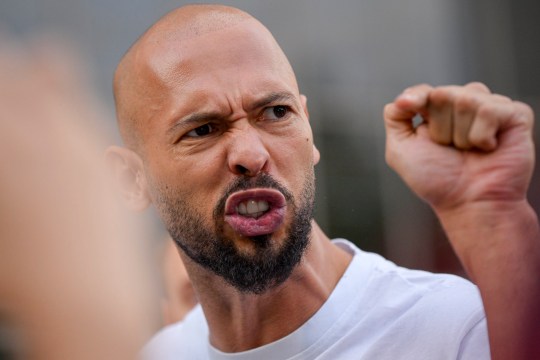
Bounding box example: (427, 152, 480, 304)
(213, 173, 294, 218)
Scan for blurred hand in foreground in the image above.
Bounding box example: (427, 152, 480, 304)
(0, 35, 158, 360)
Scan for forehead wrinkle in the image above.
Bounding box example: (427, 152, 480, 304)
(168, 90, 299, 137)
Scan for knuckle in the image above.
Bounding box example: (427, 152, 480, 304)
(416, 83, 433, 92)
(429, 87, 452, 106)
(476, 103, 499, 120)
(465, 81, 490, 93)
(404, 83, 431, 92)
(512, 101, 534, 127)
(492, 94, 512, 103)
(454, 94, 477, 116)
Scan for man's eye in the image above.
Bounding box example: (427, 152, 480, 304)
(262, 105, 290, 121)
(186, 123, 217, 138)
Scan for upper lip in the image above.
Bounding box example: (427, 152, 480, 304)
(224, 188, 286, 215)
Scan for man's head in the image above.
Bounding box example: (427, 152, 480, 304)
(108, 4, 320, 294)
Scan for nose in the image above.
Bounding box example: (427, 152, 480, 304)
(226, 127, 269, 177)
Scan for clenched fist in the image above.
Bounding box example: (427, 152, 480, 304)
(384, 82, 534, 212)
(384, 82, 540, 360)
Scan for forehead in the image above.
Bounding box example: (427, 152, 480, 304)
(141, 19, 297, 103)
(124, 18, 301, 151)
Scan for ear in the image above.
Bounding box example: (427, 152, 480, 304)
(105, 146, 151, 211)
(312, 144, 320, 165)
(300, 94, 310, 119)
(300, 94, 321, 165)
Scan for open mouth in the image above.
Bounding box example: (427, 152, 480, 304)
(237, 199, 270, 218)
(224, 188, 287, 237)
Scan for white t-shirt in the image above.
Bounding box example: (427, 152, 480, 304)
(143, 239, 490, 359)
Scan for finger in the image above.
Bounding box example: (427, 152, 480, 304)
(428, 85, 492, 149)
(468, 101, 534, 151)
(383, 102, 417, 139)
(511, 101, 534, 131)
(427, 86, 461, 145)
(393, 83, 433, 115)
(384, 84, 432, 139)
(464, 81, 491, 94)
(452, 90, 513, 150)
(453, 92, 482, 150)
(492, 94, 512, 103)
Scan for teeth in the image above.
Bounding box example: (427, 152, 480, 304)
(247, 200, 258, 214)
(259, 201, 269, 212)
(237, 200, 270, 218)
(238, 202, 247, 214)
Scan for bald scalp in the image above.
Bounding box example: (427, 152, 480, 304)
(113, 4, 252, 151)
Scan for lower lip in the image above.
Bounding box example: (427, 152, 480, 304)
(224, 206, 286, 237)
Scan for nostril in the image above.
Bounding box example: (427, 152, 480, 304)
(235, 164, 249, 175)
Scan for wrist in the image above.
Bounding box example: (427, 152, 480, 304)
(434, 200, 540, 277)
(435, 199, 536, 223)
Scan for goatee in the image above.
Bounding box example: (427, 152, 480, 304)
(156, 172, 315, 294)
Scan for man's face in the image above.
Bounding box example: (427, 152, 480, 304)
(136, 20, 319, 293)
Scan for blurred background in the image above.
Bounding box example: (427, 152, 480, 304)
(2, 0, 539, 276)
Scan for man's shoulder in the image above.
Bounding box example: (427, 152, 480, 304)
(336, 238, 479, 295)
(336, 238, 485, 332)
(332, 239, 488, 358)
(142, 305, 208, 360)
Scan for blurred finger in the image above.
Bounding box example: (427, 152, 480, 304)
(464, 81, 491, 94)
(453, 92, 481, 150)
(393, 83, 433, 115)
(467, 99, 534, 151)
(427, 86, 459, 145)
(492, 94, 512, 103)
(468, 102, 509, 151)
(383, 102, 417, 140)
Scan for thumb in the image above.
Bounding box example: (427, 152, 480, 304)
(384, 84, 432, 141)
(383, 101, 417, 141)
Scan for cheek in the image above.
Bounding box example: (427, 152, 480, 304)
(270, 134, 315, 187)
(163, 154, 228, 211)
(154, 147, 225, 186)
(280, 127, 316, 165)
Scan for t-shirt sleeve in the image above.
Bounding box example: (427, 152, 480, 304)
(457, 316, 491, 360)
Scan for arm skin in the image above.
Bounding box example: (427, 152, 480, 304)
(384, 82, 540, 359)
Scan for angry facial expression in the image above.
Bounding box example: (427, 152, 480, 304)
(133, 19, 320, 293)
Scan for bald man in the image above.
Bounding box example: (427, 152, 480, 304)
(108, 4, 540, 360)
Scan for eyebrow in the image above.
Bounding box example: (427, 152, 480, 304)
(166, 111, 222, 136)
(166, 91, 297, 136)
(247, 91, 297, 112)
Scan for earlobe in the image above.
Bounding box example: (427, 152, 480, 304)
(300, 94, 310, 119)
(105, 146, 151, 211)
(301, 94, 319, 164)
(313, 144, 320, 165)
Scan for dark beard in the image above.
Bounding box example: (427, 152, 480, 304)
(155, 172, 315, 294)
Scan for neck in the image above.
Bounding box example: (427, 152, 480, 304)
(180, 221, 352, 353)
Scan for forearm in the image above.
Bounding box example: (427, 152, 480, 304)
(436, 201, 540, 360)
